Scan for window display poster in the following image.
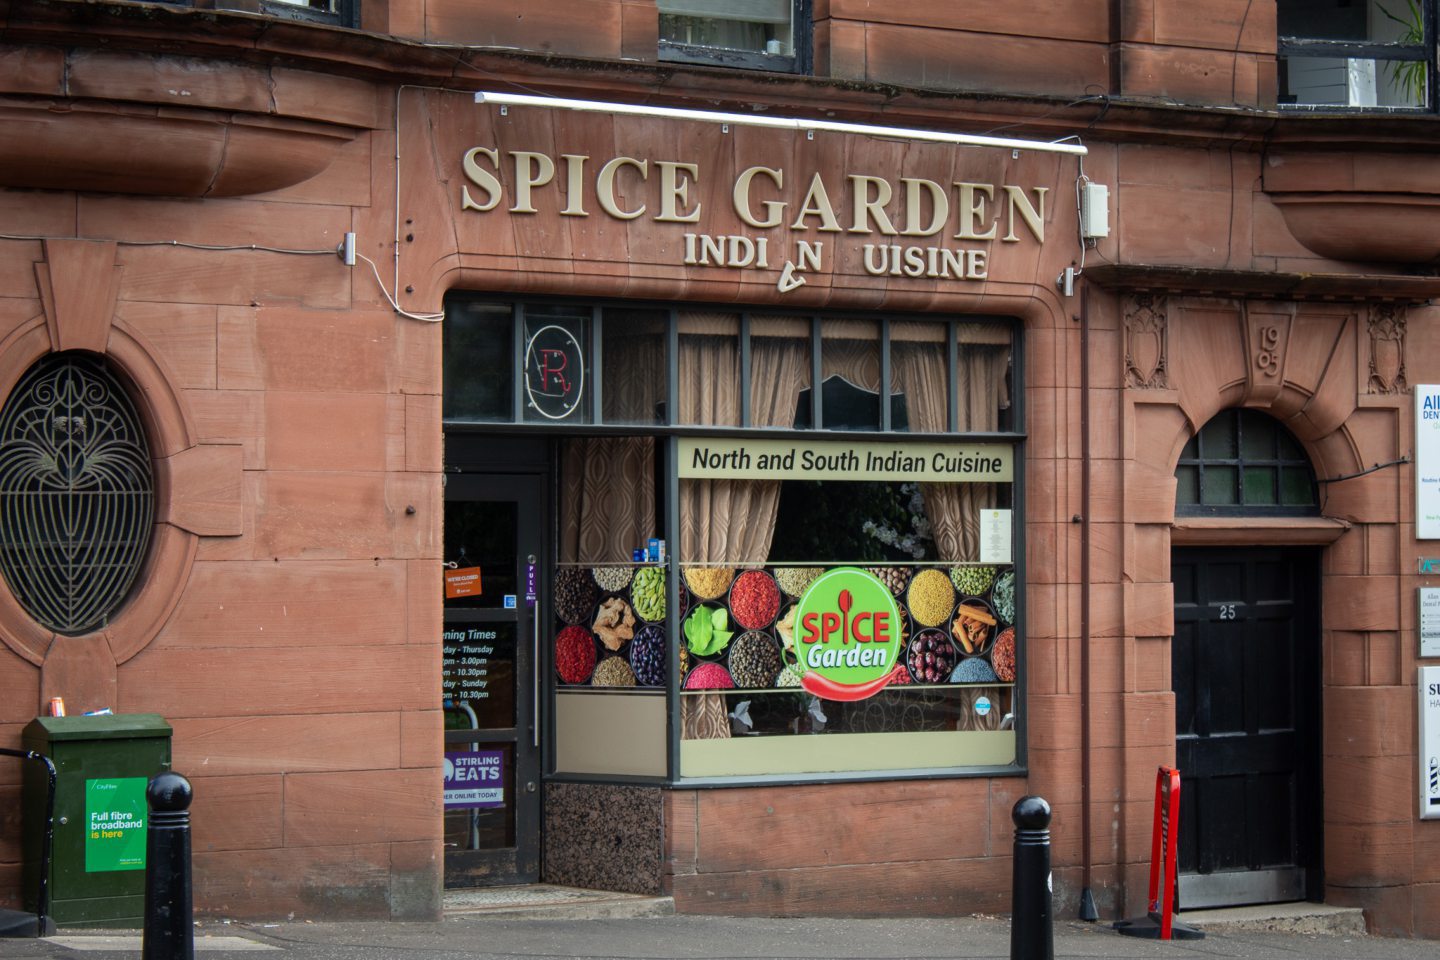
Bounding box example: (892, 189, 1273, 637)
(444, 749, 505, 809)
(1416, 385, 1440, 540)
(85, 777, 147, 872)
(980, 509, 1013, 564)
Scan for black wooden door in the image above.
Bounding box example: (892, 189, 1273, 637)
(1171, 547, 1321, 907)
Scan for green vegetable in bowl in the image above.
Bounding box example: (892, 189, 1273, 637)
(684, 605, 733, 657)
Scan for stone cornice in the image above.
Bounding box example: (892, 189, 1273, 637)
(5, 0, 1440, 154)
(1085, 264, 1440, 302)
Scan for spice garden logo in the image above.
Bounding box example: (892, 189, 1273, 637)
(793, 567, 905, 700)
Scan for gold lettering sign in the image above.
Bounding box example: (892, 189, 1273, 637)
(456, 144, 1050, 296)
(460, 148, 1047, 242)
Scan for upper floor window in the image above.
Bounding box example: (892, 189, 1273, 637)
(203, 0, 356, 28)
(1278, 0, 1434, 110)
(658, 0, 811, 73)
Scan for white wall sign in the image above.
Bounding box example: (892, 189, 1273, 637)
(1421, 667, 1440, 820)
(980, 509, 1013, 564)
(1416, 385, 1440, 539)
(1422, 588, 1440, 658)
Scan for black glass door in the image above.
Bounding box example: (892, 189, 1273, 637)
(442, 473, 543, 887)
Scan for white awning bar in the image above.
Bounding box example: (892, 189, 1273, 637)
(474, 91, 1087, 156)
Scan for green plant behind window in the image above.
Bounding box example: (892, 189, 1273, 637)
(1380, 0, 1428, 105)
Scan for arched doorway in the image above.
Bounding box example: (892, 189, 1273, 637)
(1171, 408, 1324, 908)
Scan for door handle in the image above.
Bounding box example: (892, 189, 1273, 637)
(530, 554, 539, 749)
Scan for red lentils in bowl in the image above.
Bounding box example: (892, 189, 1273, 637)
(728, 570, 780, 630)
(555, 625, 597, 684)
(683, 662, 736, 690)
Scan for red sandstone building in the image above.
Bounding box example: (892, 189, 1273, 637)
(1, 0, 1439, 938)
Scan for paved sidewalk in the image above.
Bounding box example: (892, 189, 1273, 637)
(0, 910, 1434, 960)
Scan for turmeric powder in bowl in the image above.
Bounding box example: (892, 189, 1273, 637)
(683, 566, 734, 600)
(907, 568, 956, 627)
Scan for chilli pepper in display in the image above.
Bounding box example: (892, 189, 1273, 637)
(800, 664, 907, 701)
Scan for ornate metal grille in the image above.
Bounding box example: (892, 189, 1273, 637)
(0, 353, 154, 635)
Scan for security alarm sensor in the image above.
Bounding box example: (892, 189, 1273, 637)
(338, 232, 356, 266)
(1057, 267, 1076, 297)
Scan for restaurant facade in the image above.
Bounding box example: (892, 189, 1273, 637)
(1, 0, 1440, 938)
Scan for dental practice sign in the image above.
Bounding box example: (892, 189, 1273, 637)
(793, 568, 905, 701)
(1418, 385, 1440, 539)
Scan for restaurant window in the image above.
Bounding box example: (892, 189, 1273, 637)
(1278, 0, 1434, 109)
(1174, 409, 1319, 516)
(658, 0, 811, 73)
(444, 296, 1022, 783)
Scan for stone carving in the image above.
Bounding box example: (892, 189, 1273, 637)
(1124, 293, 1168, 389)
(1367, 304, 1407, 395)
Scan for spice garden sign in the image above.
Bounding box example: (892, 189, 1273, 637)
(414, 90, 1071, 300)
(793, 568, 905, 701)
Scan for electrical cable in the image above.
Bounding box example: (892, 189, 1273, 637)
(354, 251, 445, 323)
(1072, 155, 1089, 278)
(1316, 455, 1410, 484)
(0, 228, 444, 323)
(0, 233, 336, 255)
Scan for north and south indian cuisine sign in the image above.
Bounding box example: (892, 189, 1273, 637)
(446, 100, 1057, 296)
(678, 437, 1013, 483)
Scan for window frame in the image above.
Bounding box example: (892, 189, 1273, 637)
(444, 295, 1027, 788)
(1174, 409, 1320, 518)
(1277, 0, 1438, 112)
(442, 296, 1018, 439)
(205, 0, 359, 29)
(657, 0, 813, 75)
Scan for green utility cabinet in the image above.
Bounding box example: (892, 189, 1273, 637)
(21, 714, 172, 927)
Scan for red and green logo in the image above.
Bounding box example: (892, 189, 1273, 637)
(794, 567, 905, 701)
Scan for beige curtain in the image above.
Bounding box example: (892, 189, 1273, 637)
(892, 324, 1010, 733)
(677, 315, 808, 564)
(680, 314, 808, 738)
(602, 321, 666, 424)
(557, 319, 672, 562)
(558, 437, 656, 564)
(891, 326, 1009, 562)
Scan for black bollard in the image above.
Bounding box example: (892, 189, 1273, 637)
(1010, 795, 1053, 960)
(142, 772, 193, 960)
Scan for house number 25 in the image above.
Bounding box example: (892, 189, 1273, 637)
(1218, 604, 1237, 620)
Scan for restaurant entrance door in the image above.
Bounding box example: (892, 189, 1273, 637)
(441, 471, 544, 887)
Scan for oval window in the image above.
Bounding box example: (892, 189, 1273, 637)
(0, 352, 154, 635)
